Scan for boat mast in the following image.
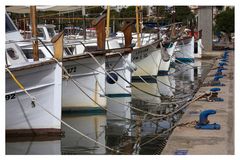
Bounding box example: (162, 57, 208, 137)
(30, 6, 39, 61)
(82, 6, 86, 40)
(135, 6, 140, 47)
(92, 14, 106, 50)
(106, 6, 110, 38)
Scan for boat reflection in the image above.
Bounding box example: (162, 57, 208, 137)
(157, 75, 175, 97)
(61, 114, 106, 154)
(6, 137, 61, 155)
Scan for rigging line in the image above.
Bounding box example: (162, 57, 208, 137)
(114, 71, 161, 98)
(63, 53, 190, 105)
(85, 52, 162, 103)
(52, 57, 133, 121)
(116, 52, 186, 92)
(106, 52, 162, 97)
(68, 56, 193, 106)
(106, 54, 123, 72)
(5, 67, 119, 154)
(68, 57, 189, 103)
(63, 57, 188, 117)
(62, 56, 161, 104)
(92, 70, 164, 117)
(53, 60, 134, 122)
(139, 122, 178, 147)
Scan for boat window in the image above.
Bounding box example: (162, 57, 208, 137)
(5, 14, 17, 32)
(37, 28, 46, 39)
(47, 27, 56, 38)
(6, 48, 19, 60)
(22, 49, 45, 59)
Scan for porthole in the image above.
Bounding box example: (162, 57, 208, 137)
(106, 72, 118, 84)
(6, 48, 19, 60)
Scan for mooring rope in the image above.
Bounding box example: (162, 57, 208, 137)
(52, 58, 133, 122)
(5, 67, 120, 153)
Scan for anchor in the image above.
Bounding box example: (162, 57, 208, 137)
(195, 109, 221, 130)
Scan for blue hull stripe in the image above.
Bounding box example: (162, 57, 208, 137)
(158, 70, 169, 76)
(176, 58, 195, 62)
(62, 107, 106, 115)
(105, 93, 131, 98)
(132, 76, 157, 83)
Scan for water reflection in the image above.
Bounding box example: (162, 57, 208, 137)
(61, 114, 106, 154)
(157, 75, 175, 97)
(6, 138, 61, 155)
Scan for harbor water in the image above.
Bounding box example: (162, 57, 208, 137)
(6, 59, 212, 155)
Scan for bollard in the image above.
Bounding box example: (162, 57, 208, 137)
(218, 62, 228, 67)
(209, 88, 224, 101)
(210, 88, 221, 92)
(195, 110, 221, 130)
(211, 75, 225, 86)
(214, 75, 224, 81)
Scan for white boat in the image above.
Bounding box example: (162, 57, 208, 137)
(175, 36, 194, 62)
(105, 52, 132, 120)
(158, 41, 177, 76)
(5, 13, 62, 136)
(62, 53, 106, 111)
(18, 15, 110, 112)
(131, 39, 162, 78)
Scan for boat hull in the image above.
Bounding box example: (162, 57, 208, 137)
(105, 53, 132, 120)
(175, 37, 194, 62)
(62, 55, 106, 111)
(158, 42, 177, 76)
(6, 61, 62, 136)
(132, 40, 161, 78)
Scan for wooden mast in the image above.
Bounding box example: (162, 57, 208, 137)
(135, 6, 140, 48)
(30, 6, 39, 61)
(121, 22, 133, 48)
(51, 31, 64, 61)
(92, 14, 106, 50)
(106, 6, 110, 38)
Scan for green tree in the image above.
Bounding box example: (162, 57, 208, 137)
(174, 6, 195, 25)
(120, 6, 136, 18)
(215, 7, 234, 42)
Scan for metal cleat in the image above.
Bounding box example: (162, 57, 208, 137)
(197, 88, 223, 102)
(207, 88, 224, 101)
(210, 75, 225, 86)
(218, 62, 228, 67)
(195, 110, 221, 130)
(213, 75, 224, 81)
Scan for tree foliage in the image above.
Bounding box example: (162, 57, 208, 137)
(174, 6, 195, 25)
(215, 7, 234, 34)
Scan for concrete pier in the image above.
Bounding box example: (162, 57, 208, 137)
(162, 51, 234, 155)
